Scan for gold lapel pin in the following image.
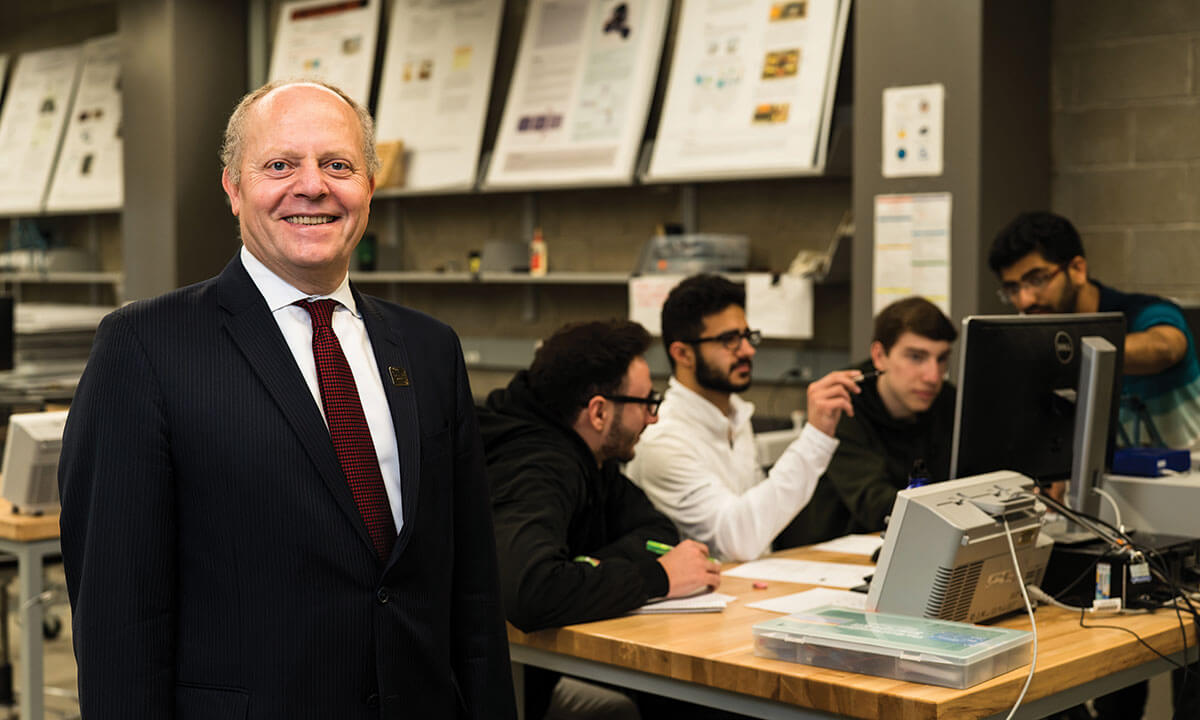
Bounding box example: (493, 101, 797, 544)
(389, 366, 410, 387)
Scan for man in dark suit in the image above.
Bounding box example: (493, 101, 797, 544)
(58, 80, 516, 719)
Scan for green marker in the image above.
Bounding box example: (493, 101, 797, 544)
(645, 540, 674, 555)
(645, 539, 718, 563)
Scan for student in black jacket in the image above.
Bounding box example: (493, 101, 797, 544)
(777, 297, 957, 548)
(479, 320, 720, 719)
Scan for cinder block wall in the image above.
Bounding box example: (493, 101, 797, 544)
(1052, 0, 1200, 302)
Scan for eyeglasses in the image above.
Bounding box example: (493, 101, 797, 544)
(996, 265, 1065, 304)
(685, 328, 763, 351)
(599, 389, 663, 416)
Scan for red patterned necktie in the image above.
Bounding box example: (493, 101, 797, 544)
(296, 299, 396, 561)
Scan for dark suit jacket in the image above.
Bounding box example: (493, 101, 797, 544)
(59, 256, 516, 720)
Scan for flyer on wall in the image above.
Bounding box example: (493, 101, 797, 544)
(268, 0, 380, 105)
(47, 35, 123, 212)
(646, 0, 848, 182)
(485, 0, 670, 189)
(375, 0, 504, 193)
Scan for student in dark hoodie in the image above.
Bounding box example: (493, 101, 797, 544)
(777, 297, 958, 548)
(479, 319, 721, 720)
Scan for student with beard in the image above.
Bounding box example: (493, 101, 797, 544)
(480, 320, 720, 719)
(626, 275, 862, 562)
(990, 210, 1200, 450)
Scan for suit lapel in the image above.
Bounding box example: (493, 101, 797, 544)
(215, 257, 377, 556)
(356, 291, 422, 564)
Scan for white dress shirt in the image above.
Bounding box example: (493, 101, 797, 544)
(240, 246, 403, 533)
(625, 376, 837, 562)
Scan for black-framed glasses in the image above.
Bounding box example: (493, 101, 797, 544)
(997, 265, 1065, 304)
(600, 389, 663, 416)
(685, 328, 763, 351)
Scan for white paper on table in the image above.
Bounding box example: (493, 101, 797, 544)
(746, 587, 867, 614)
(631, 591, 736, 614)
(724, 558, 872, 588)
(811, 533, 884, 557)
(627, 275, 684, 335)
(745, 273, 813, 339)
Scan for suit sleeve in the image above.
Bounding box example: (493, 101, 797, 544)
(447, 335, 517, 720)
(58, 311, 177, 719)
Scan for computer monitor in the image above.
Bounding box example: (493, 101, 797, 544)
(1, 410, 69, 514)
(866, 470, 1053, 623)
(950, 313, 1125, 496)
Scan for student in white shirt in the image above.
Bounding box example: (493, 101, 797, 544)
(626, 274, 861, 561)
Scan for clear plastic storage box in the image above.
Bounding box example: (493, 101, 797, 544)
(752, 605, 1032, 689)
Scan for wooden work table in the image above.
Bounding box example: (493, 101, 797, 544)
(0, 499, 60, 542)
(508, 547, 1198, 719)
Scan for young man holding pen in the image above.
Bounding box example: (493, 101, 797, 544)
(625, 274, 862, 562)
(776, 296, 958, 548)
(479, 320, 719, 719)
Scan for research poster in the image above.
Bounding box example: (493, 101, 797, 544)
(46, 35, 122, 212)
(268, 0, 380, 105)
(484, 0, 671, 189)
(375, 0, 503, 192)
(646, 0, 848, 181)
(0, 44, 81, 215)
(872, 192, 952, 316)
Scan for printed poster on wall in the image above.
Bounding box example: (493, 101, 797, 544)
(872, 192, 952, 316)
(375, 0, 503, 193)
(46, 35, 122, 212)
(268, 0, 380, 105)
(0, 44, 81, 215)
(484, 0, 671, 189)
(882, 83, 944, 178)
(645, 0, 849, 182)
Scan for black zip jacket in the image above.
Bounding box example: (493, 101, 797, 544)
(776, 360, 957, 549)
(478, 371, 675, 632)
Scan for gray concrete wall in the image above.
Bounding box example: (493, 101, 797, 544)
(1052, 0, 1200, 301)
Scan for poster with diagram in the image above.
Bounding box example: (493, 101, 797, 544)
(646, 0, 848, 181)
(484, 0, 670, 189)
(46, 35, 122, 212)
(268, 0, 380, 105)
(0, 44, 81, 215)
(375, 0, 503, 193)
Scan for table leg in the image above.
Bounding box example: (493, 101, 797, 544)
(16, 543, 43, 720)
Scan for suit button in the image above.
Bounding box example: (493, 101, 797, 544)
(366, 693, 379, 709)
(376, 588, 389, 604)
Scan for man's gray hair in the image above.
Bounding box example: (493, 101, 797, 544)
(220, 79, 380, 185)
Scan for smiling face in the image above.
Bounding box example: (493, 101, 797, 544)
(222, 84, 375, 295)
(598, 356, 658, 463)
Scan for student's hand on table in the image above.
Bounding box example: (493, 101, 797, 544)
(806, 370, 862, 436)
(658, 539, 721, 598)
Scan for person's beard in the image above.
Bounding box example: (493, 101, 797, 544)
(599, 415, 639, 464)
(695, 351, 752, 394)
(1027, 278, 1078, 314)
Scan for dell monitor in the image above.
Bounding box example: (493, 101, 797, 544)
(950, 313, 1125, 507)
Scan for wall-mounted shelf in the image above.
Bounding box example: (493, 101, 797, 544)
(0, 271, 122, 284)
(350, 270, 630, 285)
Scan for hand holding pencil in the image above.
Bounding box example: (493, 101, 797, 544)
(650, 539, 721, 598)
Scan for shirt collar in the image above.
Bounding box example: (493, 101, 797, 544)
(663, 376, 755, 434)
(240, 245, 360, 317)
